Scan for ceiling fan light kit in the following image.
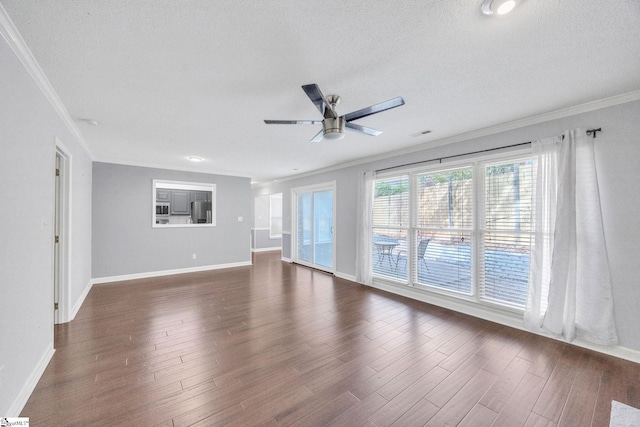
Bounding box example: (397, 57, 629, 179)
(482, 0, 517, 15)
(323, 116, 345, 140)
(264, 83, 404, 143)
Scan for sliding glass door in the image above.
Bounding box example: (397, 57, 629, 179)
(292, 182, 335, 272)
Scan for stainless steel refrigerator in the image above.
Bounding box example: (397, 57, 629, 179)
(191, 201, 212, 224)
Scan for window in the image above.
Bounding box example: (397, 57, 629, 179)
(153, 180, 216, 228)
(371, 154, 534, 310)
(269, 193, 283, 238)
(415, 167, 473, 294)
(479, 160, 533, 306)
(372, 176, 409, 280)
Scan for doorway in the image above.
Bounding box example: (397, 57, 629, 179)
(292, 182, 335, 272)
(54, 144, 70, 325)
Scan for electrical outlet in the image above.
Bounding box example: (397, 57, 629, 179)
(238, 216, 243, 222)
(192, 253, 197, 260)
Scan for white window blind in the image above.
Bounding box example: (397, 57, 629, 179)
(369, 154, 534, 311)
(372, 176, 409, 280)
(479, 160, 534, 307)
(415, 167, 473, 294)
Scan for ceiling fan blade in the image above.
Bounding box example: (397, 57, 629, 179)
(345, 122, 382, 136)
(309, 129, 324, 143)
(264, 119, 323, 125)
(344, 97, 405, 122)
(302, 84, 337, 119)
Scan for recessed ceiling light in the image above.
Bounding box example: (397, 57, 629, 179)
(187, 156, 204, 162)
(482, 0, 517, 15)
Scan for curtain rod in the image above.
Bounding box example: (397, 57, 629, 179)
(376, 128, 602, 174)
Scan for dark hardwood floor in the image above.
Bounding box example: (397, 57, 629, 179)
(22, 251, 640, 426)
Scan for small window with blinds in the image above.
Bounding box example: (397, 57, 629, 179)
(372, 176, 410, 281)
(479, 159, 534, 307)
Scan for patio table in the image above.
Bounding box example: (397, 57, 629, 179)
(373, 236, 399, 268)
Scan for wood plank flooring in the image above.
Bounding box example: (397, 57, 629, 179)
(21, 251, 640, 426)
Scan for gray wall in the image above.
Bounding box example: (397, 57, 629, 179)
(92, 163, 251, 278)
(252, 229, 282, 250)
(253, 99, 640, 354)
(0, 36, 93, 414)
(253, 168, 358, 270)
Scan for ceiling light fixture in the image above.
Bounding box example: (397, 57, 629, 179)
(481, 0, 517, 15)
(322, 116, 346, 141)
(187, 156, 204, 162)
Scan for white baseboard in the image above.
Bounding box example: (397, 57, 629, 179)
(359, 278, 640, 365)
(7, 344, 54, 416)
(251, 247, 282, 253)
(68, 279, 93, 322)
(92, 261, 252, 285)
(334, 271, 357, 282)
(573, 339, 640, 365)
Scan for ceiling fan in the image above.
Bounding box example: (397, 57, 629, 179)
(264, 84, 405, 142)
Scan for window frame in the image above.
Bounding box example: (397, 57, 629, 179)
(371, 148, 533, 313)
(477, 156, 535, 309)
(152, 179, 216, 228)
(371, 174, 411, 285)
(412, 165, 475, 297)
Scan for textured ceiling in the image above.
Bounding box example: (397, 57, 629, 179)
(2, 0, 640, 183)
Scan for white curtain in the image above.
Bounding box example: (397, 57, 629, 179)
(356, 171, 375, 285)
(524, 128, 618, 345)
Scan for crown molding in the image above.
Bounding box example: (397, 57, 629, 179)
(0, 3, 94, 159)
(414, 90, 640, 154)
(257, 89, 640, 186)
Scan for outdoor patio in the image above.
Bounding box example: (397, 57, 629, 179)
(372, 240, 529, 306)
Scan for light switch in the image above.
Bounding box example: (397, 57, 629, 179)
(238, 216, 243, 222)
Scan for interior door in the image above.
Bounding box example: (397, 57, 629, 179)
(54, 144, 70, 326)
(54, 152, 61, 324)
(293, 183, 335, 272)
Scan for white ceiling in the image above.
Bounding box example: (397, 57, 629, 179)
(2, 0, 640, 183)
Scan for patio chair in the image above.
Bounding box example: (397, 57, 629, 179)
(417, 238, 430, 272)
(396, 238, 430, 271)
